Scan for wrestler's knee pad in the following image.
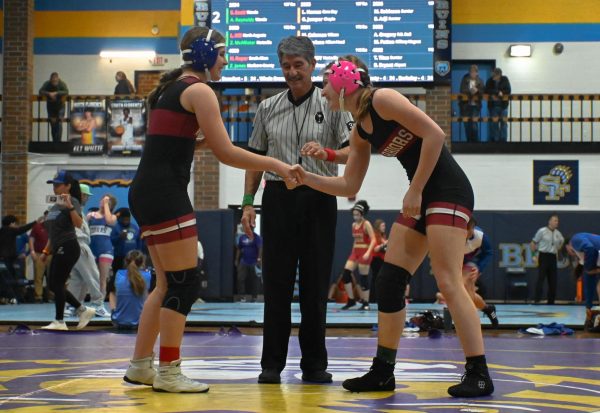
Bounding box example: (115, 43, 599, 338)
(162, 267, 201, 315)
(359, 274, 370, 291)
(376, 262, 411, 313)
(342, 268, 353, 283)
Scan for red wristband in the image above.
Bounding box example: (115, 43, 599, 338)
(324, 148, 336, 162)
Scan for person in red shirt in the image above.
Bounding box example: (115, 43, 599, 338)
(29, 211, 50, 302)
(340, 200, 376, 311)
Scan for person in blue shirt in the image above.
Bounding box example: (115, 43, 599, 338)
(436, 218, 497, 326)
(108, 249, 152, 329)
(111, 208, 141, 275)
(235, 231, 262, 301)
(566, 233, 600, 311)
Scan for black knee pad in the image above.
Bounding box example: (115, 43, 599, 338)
(376, 262, 411, 313)
(359, 274, 370, 291)
(342, 268, 353, 284)
(163, 267, 200, 315)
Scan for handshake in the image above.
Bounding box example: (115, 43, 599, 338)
(279, 141, 327, 190)
(281, 164, 306, 190)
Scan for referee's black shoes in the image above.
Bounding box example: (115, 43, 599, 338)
(258, 369, 280, 384)
(301, 370, 333, 383)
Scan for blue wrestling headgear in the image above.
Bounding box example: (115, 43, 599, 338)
(181, 29, 226, 73)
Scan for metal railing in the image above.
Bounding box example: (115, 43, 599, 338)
(452, 94, 600, 145)
(1, 93, 597, 152)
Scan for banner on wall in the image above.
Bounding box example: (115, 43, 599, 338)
(69, 100, 107, 155)
(68, 170, 135, 216)
(433, 0, 451, 84)
(533, 160, 579, 205)
(107, 99, 146, 156)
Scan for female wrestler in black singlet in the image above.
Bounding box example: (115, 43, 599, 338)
(294, 55, 493, 398)
(124, 27, 297, 394)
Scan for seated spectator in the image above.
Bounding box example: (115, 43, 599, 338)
(108, 250, 151, 329)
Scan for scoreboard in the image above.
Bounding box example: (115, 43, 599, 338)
(201, 0, 438, 84)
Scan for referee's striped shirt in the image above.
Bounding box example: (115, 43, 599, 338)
(249, 86, 353, 181)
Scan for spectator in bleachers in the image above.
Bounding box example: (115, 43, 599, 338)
(485, 68, 511, 142)
(39, 72, 69, 143)
(459, 65, 484, 142)
(114, 71, 136, 95)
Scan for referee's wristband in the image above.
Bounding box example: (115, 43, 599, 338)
(324, 148, 336, 162)
(241, 194, 255, 208)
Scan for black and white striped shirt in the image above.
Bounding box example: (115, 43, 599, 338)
(249, 86, 353, 181)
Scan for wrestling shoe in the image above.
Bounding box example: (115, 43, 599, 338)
(153, 359, 209, 393)
(342, 357, 395, 392)
(123, 354, 156, 386)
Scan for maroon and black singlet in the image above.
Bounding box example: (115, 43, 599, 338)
(129, 77, 200, 246)
(356, 89, 474, 234)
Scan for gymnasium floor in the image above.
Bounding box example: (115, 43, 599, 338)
(0, 327, 599, 413)
(0, 302, 589, 328)
(0, 302, 598, 412)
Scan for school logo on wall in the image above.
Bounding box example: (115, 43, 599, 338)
(434, 61, 450, 77)
(533, 160, 578, 205)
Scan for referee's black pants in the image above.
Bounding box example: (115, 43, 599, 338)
(535, 252, 557, 304)
(261, 181, 336, 373)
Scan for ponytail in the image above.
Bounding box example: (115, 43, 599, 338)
(123, 250, 147, 296)
(147, 68, 183, 109)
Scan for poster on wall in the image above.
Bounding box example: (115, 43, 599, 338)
(69, 100, 107, 155)
(533, 160, 579, 205)
(69, 170, 136, 217)
(107, 99, 146, 156)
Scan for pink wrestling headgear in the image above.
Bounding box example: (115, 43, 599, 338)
(327, 60, 364, 111)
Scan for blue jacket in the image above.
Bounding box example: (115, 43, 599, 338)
(464, 226, 493, 272)
(570, 233, 600, 272)
(111, 221, 141, 258)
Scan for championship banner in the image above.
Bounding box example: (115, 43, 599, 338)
(433, 0, 451, 84)
(107, 99, 146, 156)
(69, 100, 107, 155)
(533, 160, 579, 205)
(68, 170, 136, 218)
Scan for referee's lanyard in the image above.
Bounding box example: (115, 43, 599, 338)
(293, 98, 312, 165)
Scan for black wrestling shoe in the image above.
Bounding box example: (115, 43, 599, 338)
(258, 369, 281, 384)
(482, 305, 499, 327)
(302, 370, 333, 383)
(340, 299, 356, 310)
(342, 357, 395, 392)
(359, 301, 370, 311)
(448, 364, 494, 397)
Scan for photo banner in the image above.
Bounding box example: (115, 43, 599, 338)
(107, 99, 146, 156)
(69, 100, 107, 155)
(533, 160, 579, 205)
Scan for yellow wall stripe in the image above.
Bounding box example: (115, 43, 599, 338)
(454, 0, 600, 24)
(35, 11, 180, 38)
(180, 0, 195, 27)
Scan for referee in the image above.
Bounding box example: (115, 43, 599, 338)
(530, 213, 564, 304)
(241, 36, 353, 384)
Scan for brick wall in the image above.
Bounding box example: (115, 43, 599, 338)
(2, 0, 34, 222)
(425, 85, 452, 147)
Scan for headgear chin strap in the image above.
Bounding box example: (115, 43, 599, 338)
(327, 60, 364, 111)
(181, 29, 226, 81)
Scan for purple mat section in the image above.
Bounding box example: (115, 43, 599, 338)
(0, 331, 599, 412)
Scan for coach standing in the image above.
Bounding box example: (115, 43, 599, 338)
(530, 214, 564, 304)
(241, 36, 352, 384)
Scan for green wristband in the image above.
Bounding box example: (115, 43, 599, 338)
(241, 194, 255, 208)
